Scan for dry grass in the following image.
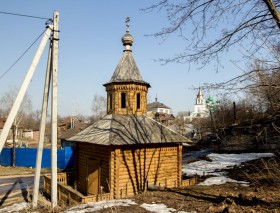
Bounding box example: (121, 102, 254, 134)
(227, 152, 280, 185)
(0, 165, 60, 177)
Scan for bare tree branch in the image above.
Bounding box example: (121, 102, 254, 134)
(144, 0, 280, 67)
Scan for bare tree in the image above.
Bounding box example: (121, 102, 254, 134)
(144, 0, 280, 67)
(244, 62, 280, 114)
(0, 87, 33, 142)
(91, 93, 106, 122)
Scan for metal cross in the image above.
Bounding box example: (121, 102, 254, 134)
(126, 17, 130, 32)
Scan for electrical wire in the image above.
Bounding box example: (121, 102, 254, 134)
(0, 29, 48, 80)
(0, 11, 50, 20)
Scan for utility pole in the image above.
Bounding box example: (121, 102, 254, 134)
(71, 100, 76, 128)
(0, 11, 59, 209)
(32, 38, 53, 207)
(32, 11, 59, 208)
(51, 11, 59, 208)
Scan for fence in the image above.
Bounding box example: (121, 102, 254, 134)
(0, 146, 74, 169)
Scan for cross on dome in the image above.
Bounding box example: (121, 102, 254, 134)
(122, 17, 134, 50)
(125, 17, 130, 32)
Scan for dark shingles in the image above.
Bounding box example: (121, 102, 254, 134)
(103, 51, 150, 87)
(68, 114, 191, 145)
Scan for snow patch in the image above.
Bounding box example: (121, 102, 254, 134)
(140, 203, 196, 213)
(64, 199, 137, 213)
(0, 202, 28, 213)
(183, 152, 274, 185)
(199, 176, 249, 186)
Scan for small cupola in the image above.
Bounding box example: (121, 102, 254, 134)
(103, 17, 150, 115)
(121, 17, 134, 51)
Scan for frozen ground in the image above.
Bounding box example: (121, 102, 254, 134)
(65, 199, 196, 213)
(182, 152, 274, 185)
(0, 152, 274, 212)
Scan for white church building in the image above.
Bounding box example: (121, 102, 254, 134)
(185, 88, 210, 121)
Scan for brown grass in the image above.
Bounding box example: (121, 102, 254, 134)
(0, 166, 60, 177)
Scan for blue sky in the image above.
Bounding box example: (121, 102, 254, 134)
(0, 1, 245, 117)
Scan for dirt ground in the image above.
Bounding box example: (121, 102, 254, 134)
(78, 157, 280, 213)
(2, 156, 280, 212)
(0, 165, 52, 177)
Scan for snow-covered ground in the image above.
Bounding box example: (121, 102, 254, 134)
(0, 202, 27, 213)
(0, 200, 196, 213)
(0, 152, 274, 213)
(182, 152, 274, 186)
(65, 199, 196, 213)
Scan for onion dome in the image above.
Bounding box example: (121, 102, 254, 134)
(206, 97, 213, 103)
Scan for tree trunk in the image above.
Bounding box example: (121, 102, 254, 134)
(262, 0, 280, 29)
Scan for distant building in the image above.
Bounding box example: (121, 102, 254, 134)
(147, 98, 175, 125)
(185, 88, 209, 121)
(22, 129, 40, 141)
(58, 117, 90, 147)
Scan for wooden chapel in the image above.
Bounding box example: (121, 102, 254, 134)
(68, 18, 192, 199)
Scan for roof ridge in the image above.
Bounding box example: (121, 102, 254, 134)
(143, 115, 192, 143)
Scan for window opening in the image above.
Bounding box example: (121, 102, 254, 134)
(136, 93, 140, 109)
(109, 93, 112, 110)
(121, 93, 126, 108)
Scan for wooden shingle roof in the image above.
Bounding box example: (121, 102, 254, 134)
(68, 114, 191, 145)
(103, 44, 150, 87)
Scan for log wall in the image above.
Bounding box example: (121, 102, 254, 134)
(110, 144, 182, 198)
(105, 83, 148, 115)
(75, 143, 110, 195)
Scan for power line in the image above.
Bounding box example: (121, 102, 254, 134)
(0, 11, 50, 20)
(0, 29, 48, 80)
